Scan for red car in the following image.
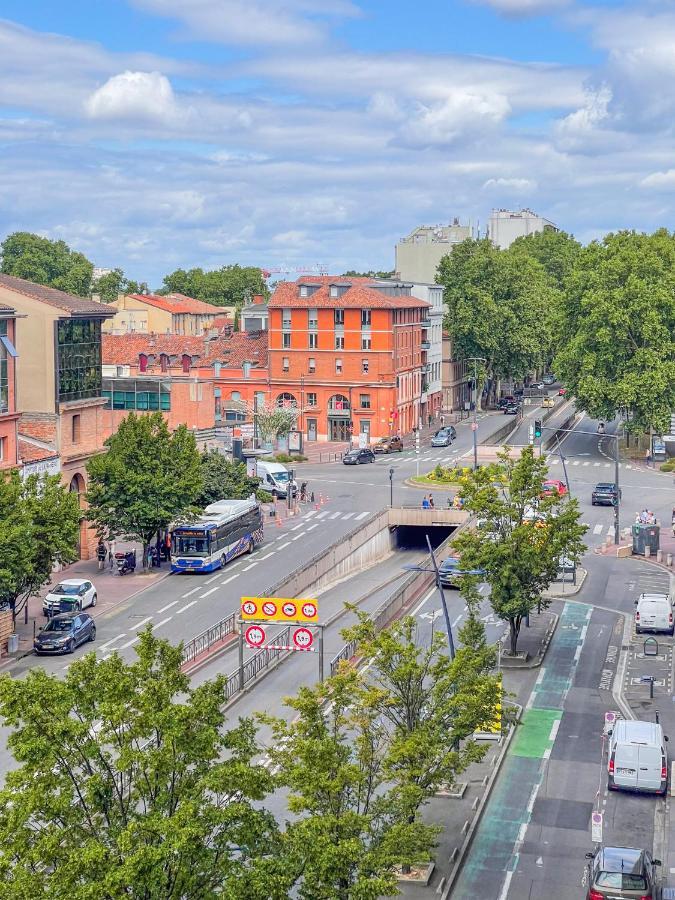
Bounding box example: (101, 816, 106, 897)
(542, 480, 567, 497)
(558, 387, 567, 396)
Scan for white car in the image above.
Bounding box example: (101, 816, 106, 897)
(43, 579, 97, 616)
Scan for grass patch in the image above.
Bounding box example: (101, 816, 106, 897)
(412, 462, 507, 486)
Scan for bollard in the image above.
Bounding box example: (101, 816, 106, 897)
(645, 546, 650, 558)
(657, 550, 663, 563)
(310, 491, 315, 504)
(668, 553, 673, 567)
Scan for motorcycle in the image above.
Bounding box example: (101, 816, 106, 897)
(115, 549, 136, 576)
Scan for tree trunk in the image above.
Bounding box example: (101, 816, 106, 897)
(142, 540, 150, 570)
(509, 616, 522, 655)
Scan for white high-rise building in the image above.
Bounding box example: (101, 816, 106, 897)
(487, 208, 558, 250)
(395, 220, 472, 284)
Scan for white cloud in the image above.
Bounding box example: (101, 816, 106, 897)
(470, 0, 570, 15)
(482, 177, 537, 192)
(85, 71, 179, 123)
(640, 170, 675, 190)
(400, 91, 510, 148)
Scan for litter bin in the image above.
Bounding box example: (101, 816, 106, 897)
(632, 523, 660, 555)
(7, 633, 18, 654)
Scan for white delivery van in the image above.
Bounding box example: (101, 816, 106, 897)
(256, 461, 297, 499)
(635, 592, 674, 635)
(608, 720, 668, 795)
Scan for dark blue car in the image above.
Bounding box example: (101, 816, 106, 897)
(438, 557, 486, 588)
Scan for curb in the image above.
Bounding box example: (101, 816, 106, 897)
(543, 566, 588, 598)
(440, 705, 521, 899)
(499, 611, 559, 669)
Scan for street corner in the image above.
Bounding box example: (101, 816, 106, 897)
(499, 609, 559, 669)
(543, 566, 588, 599)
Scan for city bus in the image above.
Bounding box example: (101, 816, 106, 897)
(170, 499, 263, 573)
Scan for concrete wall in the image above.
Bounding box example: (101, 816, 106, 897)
(0, 288, 59, 412)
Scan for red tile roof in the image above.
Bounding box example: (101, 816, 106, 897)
(0, 274, 113, 316)
(269, 276, 431, 309)
(102, 331, 268, 370)
(18, 440, 59, 464)
(127, 292, 221, 316)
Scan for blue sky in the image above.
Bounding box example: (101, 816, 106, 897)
(1, 0, 674, 285)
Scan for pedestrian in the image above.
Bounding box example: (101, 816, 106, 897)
(96, 539, 106, 571)
(428, 414, 432, 427)
(422, 496, 430, 509)
(428, 494, 435, 508)
(300, 481, 308, 502)
(646, 449, 652, 468)
(109, 538, 116, 572)
(440, 415, 445, 427)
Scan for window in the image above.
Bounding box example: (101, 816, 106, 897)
(181, 354, 191, 373)
(330, 285, 338, 298)
(160, 354, 169, 373)
(299, 285, 308, 298)
(139, 354, 148, 373)
(231, 391, 241, 401)
(282, 332, 291, 348)
(283, 357, 290, 372)
(214, 361, 221, 377)
(276, 392, 297, 408)
(361, 309, 371, 326)
(255, 391, 266, 410)
(362, 359, 369, 374)
(334, 310, 345, 326)
(282, 309, 292, 329)
(0, 319, 9, 414)
(0, 437, 6, 461)
(56, 319, 103, 403)
(307, 392, 317, 406)
(335, 335, 344, 350)
(308, 332, 318, 349)
(71, 414, 81, 443)
(308, 309, 318, 329)
(361, 334, 371, 350)
(102, 379, 170, 411)
(308, 357, 316, 373)
(360, 394, 371, 408)
(243, 361, 251, 378)
(335, 358, 343, 374)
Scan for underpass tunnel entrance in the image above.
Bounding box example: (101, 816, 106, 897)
(393, 524, 457, 551)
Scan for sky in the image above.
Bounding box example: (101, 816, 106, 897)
(1, 0, 675, 286)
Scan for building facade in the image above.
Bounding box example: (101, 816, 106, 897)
(268, 276, 430, 443)
(103, 292, 223, 336)
(0, 304, 20, 470)
(395, 220, 472, 284)
(442, 331, 469, 414)
(0, 274, 114, 558)
(487, 208, 558, 250)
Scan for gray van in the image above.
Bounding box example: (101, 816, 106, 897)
(608, 720, 668, 795)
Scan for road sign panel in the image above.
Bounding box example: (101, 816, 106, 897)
(471, 422, 478, 431)
(591, 810, 603, 843)
(292, 627, 314, 650)
(245, 625, 266, 648)
(241, 596, 319, 623)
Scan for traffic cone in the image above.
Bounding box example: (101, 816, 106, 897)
(276, 514, 282, 528)
(319, 493, 324, 506)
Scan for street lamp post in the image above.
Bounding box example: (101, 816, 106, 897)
(426, 535, 456, 659)
(389, 467, 395, 507)
(467, 357, 486, 471)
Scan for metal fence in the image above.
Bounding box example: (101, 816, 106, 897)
(182, 612, 236, 664)
(224, 625, 292, 701)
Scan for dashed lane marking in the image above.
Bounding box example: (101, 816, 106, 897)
(182, 587, 202, 599)
(355, 512, 369, 520)
(276, 542, 291, 550)
(200, 586, 219, 599)
(156, 599, 179, 613)
(241, 562, 257, 571)
(220, 574, 239, 586)
(176, 600, 199, 614)
(306, 524, 319, 531)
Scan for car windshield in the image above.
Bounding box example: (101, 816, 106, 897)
(51, 583, 81, 595)
(272, 471, 289, 483)
(596, 484, 614, 491)
(596, 872, 646, 890)
(44, 619, 75, 633)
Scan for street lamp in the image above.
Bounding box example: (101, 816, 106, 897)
(467, 357, 486, 471)
(403, 534, 456, 659)
(389, 467, 395, 507)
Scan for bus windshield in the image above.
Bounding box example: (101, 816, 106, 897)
(172, 532, 210, 557)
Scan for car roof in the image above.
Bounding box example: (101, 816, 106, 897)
(55, 578, 88, 587)
(613, 719, 662, 742)
(598, 847, 644, 873)
(48, 612, 78, 622)
(594, 483, 615, 489)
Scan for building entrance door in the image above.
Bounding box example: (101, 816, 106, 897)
(307, 418, 317, 441)
(329, 418, 350, 441)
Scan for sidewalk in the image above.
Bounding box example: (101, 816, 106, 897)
(4, 539, 171, 663)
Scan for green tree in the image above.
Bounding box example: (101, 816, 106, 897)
(452, 446, 587, 654)
(0, 629, 290, 899)
(86, 413, 202, 567)
(242, 398, 298, 445)
(554, 229, 675, 436)
(341, 270, 395, 279)
(198, 450, 269, 505)
(91, 268, 145, 303)
(508, 229, 581, 292)
(160, 265, 269, 308)
(264, 668, 438, 899)
(1, 232, 93, 297)
(0, 473, 80, 620)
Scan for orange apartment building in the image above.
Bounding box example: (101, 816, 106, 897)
(268, 277, 430, 443)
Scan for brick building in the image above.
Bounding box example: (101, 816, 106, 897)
(0, 304, 20, 470)
(0, 274, 114, 558)
(268, 276, 430, 443)
(103, 292, 224, 336)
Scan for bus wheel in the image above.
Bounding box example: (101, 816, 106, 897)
(247, 540, 254, 555)
(220, 554, 227, 569)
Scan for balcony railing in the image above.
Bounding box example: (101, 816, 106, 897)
(421, 318, 432, 328)
(421, 341, 431, 350)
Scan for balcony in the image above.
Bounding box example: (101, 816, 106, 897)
(421, 317, 432, 328)
(421, 341, 431, 350)
(420, 364, 428, 374)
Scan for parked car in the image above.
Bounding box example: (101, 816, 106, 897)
(43, 578, 97, 617)
(503, 402, 519, 415)
(541, 396, 555, 408)
(635, 592, 674, 635)
(343, 448, 375, 465)
(558, 556, 575, 574)
(585, 846, 661, 899)
(541, 479, 567, 497)
(34, 612, 96, 654)
(373, 436, 403, 454)
(542, 374, 555, 385)
(608, 719, 668, 795)
(592, 483, 621, 506)
(531, 381, 544, 390)
(431, 428, 455, 447)
(498, 395, 517, 410)
(438, 557, 486, 588)
(558, 386, 567, 396)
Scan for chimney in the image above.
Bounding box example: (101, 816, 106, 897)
(253, 294, 264, 305)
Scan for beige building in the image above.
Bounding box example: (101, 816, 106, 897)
(488, 208, 558, 250)
(104, 292, 226, 336)
(442, 331, 468, 414)
(395, 221, 472, 284)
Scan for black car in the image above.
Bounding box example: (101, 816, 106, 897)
(34, 612, 96, 654)
(343, 448, 375, 465)
(592, 482, 621, 506)
(585, 845, 661, 899)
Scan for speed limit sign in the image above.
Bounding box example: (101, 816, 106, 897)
(245, 625, 266, 648)
(301, 601, 317, 620)
(292, 627, 314, 650)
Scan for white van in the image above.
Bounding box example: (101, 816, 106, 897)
(256, 461, 296, 499)
(608, 720, 668, 795)
(635, 592, 674, 635)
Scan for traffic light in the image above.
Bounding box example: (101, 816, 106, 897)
(534, 420, 542, 439)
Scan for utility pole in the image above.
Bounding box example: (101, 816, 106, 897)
(467, 357, 486, 471)
(425, 534, 455, 659)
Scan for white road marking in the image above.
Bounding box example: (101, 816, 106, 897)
(355, 511, 369, 520)
(306, 524, 319, 531)
(242, 562, 257, 571)
(157, 600, 179, 613)
(132, 616, 153, 629)
(451, 614, 463, 628)
(176, 600, 199, 614)
(341, 512, 354, 519)
(582, 461, 589, 467)
(220, 574, 239, 586)
(571, 460, 580, 466)
(607, 526, 615, 536)
(303, 510, 317, 518)
(626, 464, 632, 470)
(593, 462, 601, 467)
(182, 587, 202, 599)
(257, 552, 275, 560)
(204, 573, 220, 584)
(291, 531, 306, 541)
(411, 587, 437, 617)
(98, 633, 127, 651)
(153, 616, 173, 629)
(200, 586, 220, 598)
(290, 523, 304, 531)
(549, 720, 561, 742)
(315, 511, 329, 519)
(593, 524, 603, 535)
(119, 636, 140, 650)
(276, 542, 292, 550)
(329, 512, 341, 519)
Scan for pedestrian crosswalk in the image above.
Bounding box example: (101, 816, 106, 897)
(303, 509, 371, 522)
(547, 458, 634, 471)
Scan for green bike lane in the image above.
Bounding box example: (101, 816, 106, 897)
(451, 602, 592, 899)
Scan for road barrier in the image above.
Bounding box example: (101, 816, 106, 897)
(182, 612, 236, 665)
(225, 625, 292, 701)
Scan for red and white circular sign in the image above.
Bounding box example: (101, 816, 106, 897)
(262, 600, 277, 618)
(293, 627, 313, 650)
(241, 600, 257, 616)
(282, 601, 297, 618)
(301, 601, 317, 619)
(245, 625, 266, 648)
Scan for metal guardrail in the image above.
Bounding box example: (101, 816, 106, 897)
(182, 612, 236, 664)
(224, 625, 291, 700)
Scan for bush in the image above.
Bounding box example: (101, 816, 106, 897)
(661, 458, 675, 472)
(273, 452, 308, 463)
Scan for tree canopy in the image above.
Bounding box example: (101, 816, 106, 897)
(198, 450, 268, 506)
(554, 229, 675, 435)
(0, 472, 80, 619)
(1, 232, 94, 297)
(86, 413, 202, 563)
(341, 270, 395, 279)
(0, 629, 290, 899)
(452, 446, 587, 654)
(91, 268, 146, 303)
(160, 266, 269, 308)
(508, 229, 581, 292)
